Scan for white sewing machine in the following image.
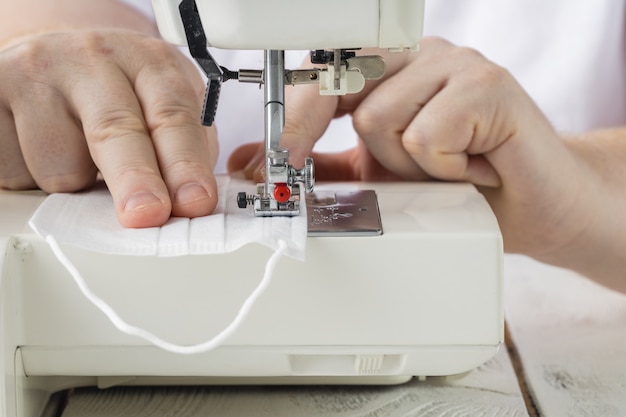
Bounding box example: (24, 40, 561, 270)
(0, 1, 504, 416)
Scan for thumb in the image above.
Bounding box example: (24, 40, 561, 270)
(227, 143, 359, 182)
(280, 83, 339, 168)
(228, 83, 340, 182)
(227, 142, 264, 180)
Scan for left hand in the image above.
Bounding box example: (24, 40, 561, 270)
(0, 30, 219, 228)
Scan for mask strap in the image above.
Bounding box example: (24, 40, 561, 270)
(45, 235, 287, 355)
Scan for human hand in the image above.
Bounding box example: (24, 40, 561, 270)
(227, 46, 435, 183)
(0, 29, 218, 228)
(229, 37, 537, 186)
(228, 37, 594, 262)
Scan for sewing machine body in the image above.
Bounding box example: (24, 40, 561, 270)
(0, 2, 506, 416)
(152, 0, 424, 50)
(1, 181, 503, 417)
(155, 0, 427, 215)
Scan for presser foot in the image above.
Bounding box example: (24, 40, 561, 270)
(237, 152, 314, 217)
(237, 184, 301, 217)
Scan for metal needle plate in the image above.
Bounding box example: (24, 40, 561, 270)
(306, 190, 383, 237)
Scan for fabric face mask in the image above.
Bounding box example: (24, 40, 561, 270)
(30, 175, 306, 259)
(29, 175, 307, 354)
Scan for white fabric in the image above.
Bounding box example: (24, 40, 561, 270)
(29, 175, 307, 260)
(29, 175, 305, 354)
(423, 0, 626, 133)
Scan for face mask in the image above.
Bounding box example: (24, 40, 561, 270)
(29, 176, 306, 354)
(30, 176, 306, 259)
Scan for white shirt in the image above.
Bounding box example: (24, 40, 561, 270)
(122, 0, 626, 173)
(424, 0, 626, 133)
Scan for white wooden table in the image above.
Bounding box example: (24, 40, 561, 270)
(56, 255, 626, 417)
(504, 255, 626, 416)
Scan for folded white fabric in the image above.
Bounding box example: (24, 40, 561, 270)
(28, 175, 307, 354)
(29, 175, 307, 260)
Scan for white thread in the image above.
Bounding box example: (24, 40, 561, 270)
(45, 235, 287, 355)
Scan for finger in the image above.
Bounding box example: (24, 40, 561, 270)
(309, 150, 361, 181)
(281, 48, 412, 169)
(401, 63, 505, 187)
(311, 141, 421, 182)
(226, 142, 263, 178)
(279, 47, 410, 169)
(69, 62, 172, 228)
(353, 38, 503, 184)
(12, 90, 97, 192)
(350, 41, 457, 179)
(228, 142, 362, 182)
(228, 139, 411, 183)
(0, 105, 35, 189)
(350, 140, 422, 181)
(231, 48, 417, 181)
(280, 82, 339, 167)
(229, 82, 340, 182)
(227, 140, 356, 182)
(403, 95, 502, 186)
(132, 42, 218, 219)
(228, 141, 358, 182)
(243, 146, 266, 181)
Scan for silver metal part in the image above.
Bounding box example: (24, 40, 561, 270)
(236, 50, 387, 218)
(253, 195, 301, 217)
(284, 55, 385, 89)
(289, 157, 315, 193)
(264, 50, 286, 199)
(267, 148, 290, 185)
(307, 190, 383, 237)
(237, 151, 315, 217)
(333, 48, 342, 90)
(268, 148, 289, 165)
(264, 51, 285, 150)
(247, 149, 315, 217)
(346, 56, 386, 80)
(285, 69, 319, 85)
(237, 56, 387, 86)
(238, 69, 263, 84)
(235, 52, 315, 218)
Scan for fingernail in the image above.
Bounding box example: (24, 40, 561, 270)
(174, 182, 211, 206)
(124, 191, 165, 212)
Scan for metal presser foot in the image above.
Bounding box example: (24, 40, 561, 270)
(236, 49, 315, 217)
(237, 149, 314, 217)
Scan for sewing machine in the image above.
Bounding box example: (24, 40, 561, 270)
(0, 1, 504, 416)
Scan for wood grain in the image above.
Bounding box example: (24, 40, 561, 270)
(504, 255, 626, 417)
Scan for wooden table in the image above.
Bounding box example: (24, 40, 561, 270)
(57, 255, 626, 416)
(504, 255, 626, 416)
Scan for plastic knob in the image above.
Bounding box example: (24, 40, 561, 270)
(273, 183, 291, 203)
(237, 192, 248, 209)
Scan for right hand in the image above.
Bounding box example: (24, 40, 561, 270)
(229, 38, 594, 263)
(0, 29, 219, 228)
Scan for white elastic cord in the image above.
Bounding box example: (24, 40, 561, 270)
(45, 235, 287, 355)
